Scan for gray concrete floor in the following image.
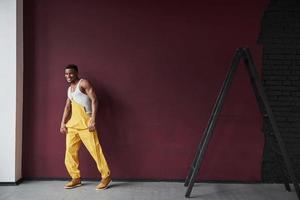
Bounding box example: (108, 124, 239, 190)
(0, 181, 298, 200)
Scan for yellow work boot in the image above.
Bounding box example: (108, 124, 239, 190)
(64, 178, 82, 189)
(96, 176, 112, 190)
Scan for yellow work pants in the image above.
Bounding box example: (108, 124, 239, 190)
(65, 100, 110, 179)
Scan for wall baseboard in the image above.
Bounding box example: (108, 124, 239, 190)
(20, 177, 264, 184)
(0, 178, 23, 186)
(1, 177, 288, 185)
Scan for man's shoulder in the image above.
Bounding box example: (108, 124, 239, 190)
(80, 78, 90, 84)
(79, 79, 92, 88)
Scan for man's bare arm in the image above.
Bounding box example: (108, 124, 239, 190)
(60, 98, 71, 134)
(80, 79, 98, 131)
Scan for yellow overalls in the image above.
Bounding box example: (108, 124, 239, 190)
(65, 100, 110, 179)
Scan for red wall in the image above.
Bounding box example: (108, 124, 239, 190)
(23, 0, 268, 181)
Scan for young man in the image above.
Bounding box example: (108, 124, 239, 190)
(60, 64, 111, 190)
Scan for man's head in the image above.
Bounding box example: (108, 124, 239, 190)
(64, 64, 79, 83)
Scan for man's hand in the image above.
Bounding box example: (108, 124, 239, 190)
(60, 123, 67, 134)
(88, 119, 96, 132)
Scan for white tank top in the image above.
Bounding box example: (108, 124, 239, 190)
(67, 79, 92, 114)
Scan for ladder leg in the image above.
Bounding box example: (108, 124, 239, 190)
(243, 48, 300, 200)
(185, 127, 216, 197)
(184, 146, 201, 186)
(184, 48, 243, 197)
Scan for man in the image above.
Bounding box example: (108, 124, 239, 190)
(60, 64, 111, 190)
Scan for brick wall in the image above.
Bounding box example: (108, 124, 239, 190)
(258, 0, 300, 182)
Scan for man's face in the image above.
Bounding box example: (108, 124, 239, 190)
(64, 68, 78, 83)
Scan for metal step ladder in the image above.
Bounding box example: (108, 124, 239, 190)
(184, 48, 300, 199)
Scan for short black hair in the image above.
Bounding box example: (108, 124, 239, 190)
(65, 64, 78, 72)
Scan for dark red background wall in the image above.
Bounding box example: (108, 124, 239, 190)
(23, 0, 268, 181)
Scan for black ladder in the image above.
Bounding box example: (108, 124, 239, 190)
(184, 48, 300, 199)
